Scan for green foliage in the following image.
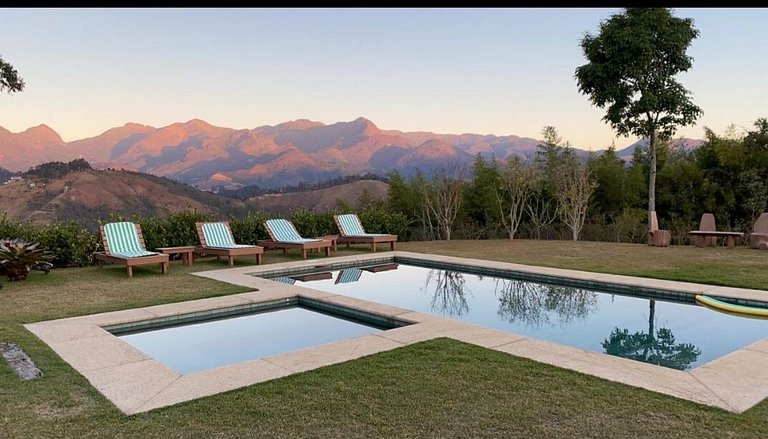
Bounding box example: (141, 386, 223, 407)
(24, 159, 92, 181)
(462, 155, 503, 238)
(0, 215, 99, 267)
(33, 222, 101, 267)
(575, 8, 702, 141)
(0, 55, 25, 94)
(359, 203, 408, 237)
(230, 212, 271, 244)
(0, 239, 53, 281)
(289, 209, 337, 238)
(131, 210, 217, 250)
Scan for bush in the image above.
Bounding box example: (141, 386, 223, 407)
(134, 210, 217, 250)
(0, 239, 54, 281)
(33, 222, 101, 267)
(0, 216, 99, 267)
(358, 205, 408, 237)
(230, 212, 271, 244)
(289, 209, 337, 237)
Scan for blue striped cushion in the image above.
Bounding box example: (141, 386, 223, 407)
(335, 268, 363, 284)
(272, 276, 296, 285)
(266, 219, 320, 243)
(336, 214, 388, 237)
(103, 222, 157, 257)
(202, 222, 242, 248)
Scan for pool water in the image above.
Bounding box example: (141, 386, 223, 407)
(270, 264, 768, 370)
(118, 306, 383, 374)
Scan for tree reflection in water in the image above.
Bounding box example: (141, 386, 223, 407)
(422, 269, 471, 317)
(602, 300, 701, 370)
(495, 279, 599, 327)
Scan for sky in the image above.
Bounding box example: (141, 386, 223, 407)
(1, 8, 766, 151)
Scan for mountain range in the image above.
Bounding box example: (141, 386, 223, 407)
(0, 117, 703, 189)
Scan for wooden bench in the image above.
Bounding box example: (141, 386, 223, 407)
(687, 231, 744, 249)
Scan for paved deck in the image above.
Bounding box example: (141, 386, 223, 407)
(24, 251, 768, 415)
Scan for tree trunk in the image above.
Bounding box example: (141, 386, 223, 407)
(648, 130, 657, 233)
(648, 299, 656, 336)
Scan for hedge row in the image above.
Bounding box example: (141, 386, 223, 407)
(0, 207, 408, 268)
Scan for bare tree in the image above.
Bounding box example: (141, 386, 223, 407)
(420, 162, 468, 240)
(495, 157, 541, 239)
(423, 269, 470, 316)
(526, 195, 558, 240)
(555, 154, 597, 241)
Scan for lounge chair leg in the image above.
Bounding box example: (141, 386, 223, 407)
(301, 249, 307, 259)
(228, 256, 234, 267)
(391, 242, 396, 251)
(161, 262, 169, 274)
(372, 242, 377, 252)
(324, 246, 330, 256)
(127, 266, 133, 278)
(256, 254, 263, 265)
(282, 248, 287, 255)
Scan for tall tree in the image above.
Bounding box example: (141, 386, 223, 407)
(0, 55, 25, 94)
(575, 8, 702, 235)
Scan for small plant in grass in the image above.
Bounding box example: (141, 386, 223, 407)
(0, 239, 54, 282)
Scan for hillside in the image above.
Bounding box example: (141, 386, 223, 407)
(0, 169, 251, 230)
(249, 180, 389, 214)
(0, 170, 390, 229)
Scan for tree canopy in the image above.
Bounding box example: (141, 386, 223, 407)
(574, 8, 702, 223)
(0, 55, 24, 94)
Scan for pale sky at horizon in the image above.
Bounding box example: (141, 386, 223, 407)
(1, 8, 766, 150)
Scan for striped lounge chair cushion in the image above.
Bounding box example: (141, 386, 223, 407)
(103, 222, 157, 258)
(265, 219, 321, 243)
(202, 222, 254, 249)
(336, 214, 388, 237)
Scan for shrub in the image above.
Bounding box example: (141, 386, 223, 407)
(358, 205, 408, 237)
(134, 210, 217, 250)
(230, 212, 271, 244)
(0, 239, 54, 281)
(289, 209, 337, 237)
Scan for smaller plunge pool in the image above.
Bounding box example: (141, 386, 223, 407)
(107, 298, 408, 374)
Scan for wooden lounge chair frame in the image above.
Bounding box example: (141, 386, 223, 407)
(94, 222, 169, 278)
(334, 214, 397, 252)
(194, 221, 264, 267)
(258, 219, 333, 259)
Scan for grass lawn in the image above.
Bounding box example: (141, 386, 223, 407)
(1, 241, 767, 438)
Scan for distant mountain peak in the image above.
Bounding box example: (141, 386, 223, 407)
(22, 124, 63, 143)
(274, 119, 325, 130)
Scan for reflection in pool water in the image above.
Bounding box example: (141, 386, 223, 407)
(267, 264, 767, 370)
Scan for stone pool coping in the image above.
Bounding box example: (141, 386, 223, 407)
(25, 251, 768, 415)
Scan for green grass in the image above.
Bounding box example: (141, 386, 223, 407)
(1, 242, 768, 438)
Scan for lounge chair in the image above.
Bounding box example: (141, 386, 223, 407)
(258, 219, 333, 259)
(334, 214, 397, 252)
(94, 221, 169, 278)
(648, 210, 671, 247)
(194, 221, 264, 266)
(750, 213, 768, 249)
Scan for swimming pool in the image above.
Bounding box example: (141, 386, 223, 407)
(109, 298, 408, 374)
(263, 263, 768, 370)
